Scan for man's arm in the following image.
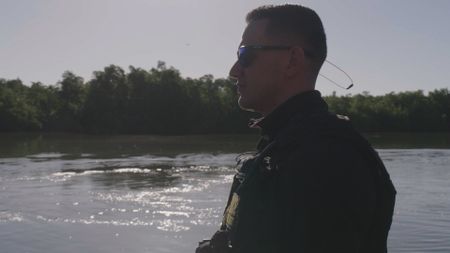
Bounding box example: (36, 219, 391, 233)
(275, 139, 377, 253)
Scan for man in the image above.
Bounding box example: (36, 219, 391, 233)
(197, 4, 395, 253)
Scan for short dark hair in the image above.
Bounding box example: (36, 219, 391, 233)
(246, 4, 327, 74)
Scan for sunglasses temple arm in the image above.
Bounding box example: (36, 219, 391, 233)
(321, 60, 354, 90)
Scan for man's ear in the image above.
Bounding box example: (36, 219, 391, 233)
(285, 46, 307, 77)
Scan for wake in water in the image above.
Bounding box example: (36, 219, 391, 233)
(0, 152, 238, 235)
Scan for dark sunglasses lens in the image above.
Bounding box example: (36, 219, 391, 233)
(238, 47, 252, 67)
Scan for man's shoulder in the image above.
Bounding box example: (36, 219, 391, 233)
(275, 112, 358, 148)
(270, 112, 372, 168)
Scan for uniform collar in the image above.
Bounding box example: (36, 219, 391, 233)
(251, 90, 328, 142)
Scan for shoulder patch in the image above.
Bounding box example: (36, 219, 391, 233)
(223, 193, 240, 230)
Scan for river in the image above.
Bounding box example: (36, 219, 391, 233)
(0, 133, 449, 253)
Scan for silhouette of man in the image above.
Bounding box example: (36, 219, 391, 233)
(196, 4, 395, 253)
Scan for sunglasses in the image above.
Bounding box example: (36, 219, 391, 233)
(237, 45, 290, 68)
(237, 45, 314, 68)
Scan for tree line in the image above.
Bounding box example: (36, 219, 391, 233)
(1, 62, 449, 134)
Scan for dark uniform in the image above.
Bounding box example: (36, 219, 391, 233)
(197, 90, 396, 253)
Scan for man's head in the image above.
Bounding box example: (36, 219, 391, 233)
(229, 4, 327, 115)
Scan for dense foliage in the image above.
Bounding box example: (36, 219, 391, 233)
(1, 63, 449, 134)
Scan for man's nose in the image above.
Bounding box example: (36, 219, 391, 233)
(228, 61, 242, 82)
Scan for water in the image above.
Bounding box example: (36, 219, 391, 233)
(0, 133, 449, 253)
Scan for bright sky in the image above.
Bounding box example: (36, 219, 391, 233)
(1, 0, 449, 95)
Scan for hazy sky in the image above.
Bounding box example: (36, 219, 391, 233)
(1, 0, 449, 95)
